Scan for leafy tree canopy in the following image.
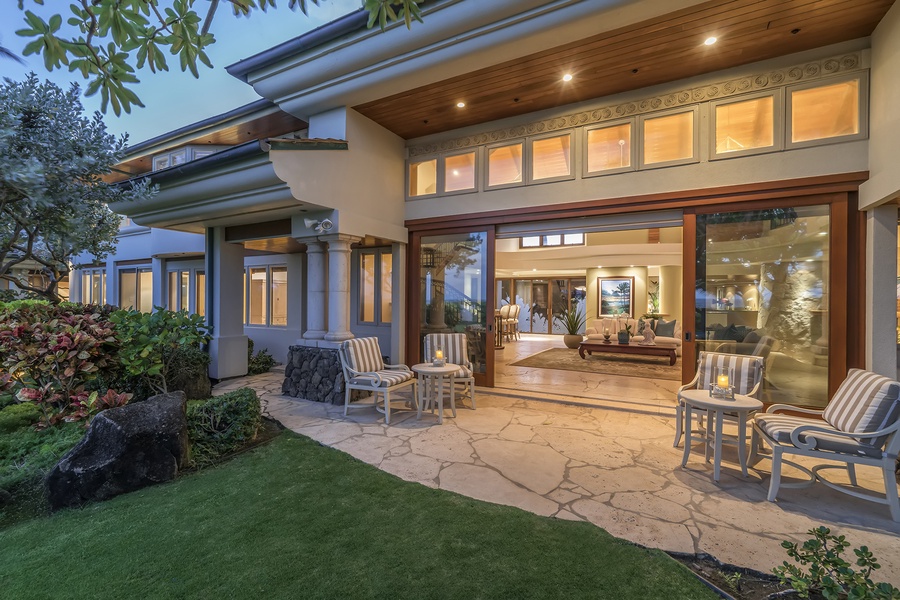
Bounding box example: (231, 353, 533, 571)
(0, 74, 153, 302)
(13, 1, 424, 116)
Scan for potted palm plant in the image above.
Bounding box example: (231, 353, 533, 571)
(555, 306, 586, 349)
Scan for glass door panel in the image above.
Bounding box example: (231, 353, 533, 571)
(419, 232, 489, 380)
(530, 281, 550, 333)
(695, 205, 830, 407)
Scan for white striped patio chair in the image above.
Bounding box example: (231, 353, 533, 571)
(751, 368, 900, 521)
(424, 333, 476, 411)
(673, 351, 764, 448)
(339, 337, 417, 425)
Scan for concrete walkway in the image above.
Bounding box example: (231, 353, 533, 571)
(214, 371, 900, 583)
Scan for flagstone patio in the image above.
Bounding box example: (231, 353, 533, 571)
(214, 370, 900, 584)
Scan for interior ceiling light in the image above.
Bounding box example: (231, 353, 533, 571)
(562, 73, 573, 82)
(704, 36, 718, 46)
(456, 101, 466, 108)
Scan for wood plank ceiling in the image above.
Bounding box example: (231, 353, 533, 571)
(354, 0, 894, 140)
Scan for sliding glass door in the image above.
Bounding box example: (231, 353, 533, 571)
(416, 230, 492, 385)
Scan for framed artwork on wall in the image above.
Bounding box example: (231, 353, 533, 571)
(598, 276, 634, 316)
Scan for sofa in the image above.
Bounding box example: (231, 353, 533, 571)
(704, 324, 776, 361)
(585, 316, 682, 356)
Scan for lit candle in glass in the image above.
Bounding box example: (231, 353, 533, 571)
(717, 373, 729, 388)
(603, 328, 610, 335)
(435, 349, 444, 361)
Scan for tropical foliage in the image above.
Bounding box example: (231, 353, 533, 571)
(0, 75, 153, 301)
(12, 0, 424, 115)
(186, 388, 262, 467)
(554, 305, 585, 336)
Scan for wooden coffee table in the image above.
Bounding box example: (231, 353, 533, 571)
(578, 340, 677, 366)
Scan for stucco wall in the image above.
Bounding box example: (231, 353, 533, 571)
(585, 266, 649, 323)
(860, 1, 900, 209)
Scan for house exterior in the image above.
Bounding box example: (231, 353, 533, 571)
(75, 0, 900, 407)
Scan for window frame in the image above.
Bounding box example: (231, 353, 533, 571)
(527, 130, 576, 185)
(117, 266, 153, 312)
(518, 233, 585, 249)
(638, 105, 701, 170)
(709, 89, 784, 161)
(441, 148, 480, 196)
(166, 267, 205, 315)
(243, 264, 288, 328)
(484, 139, 526, 191)
(406, 155, 440, 200)
(80, 267, 106, 305)
(582, 118, 636, 177)
(357, 247, 393, 326)
(785, 72, 869, 150)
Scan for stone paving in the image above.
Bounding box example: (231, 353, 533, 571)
(214, 371, 900, 583)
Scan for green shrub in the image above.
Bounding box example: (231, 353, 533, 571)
(110, 308, 210, 396)
(0, 403, 41, 433)
(166, 345, 211, 400)
(773, 526, 900, 599)
(0, 304, 120, 424)
(247, 338, 277, 376)
(186, 388, 261, 468)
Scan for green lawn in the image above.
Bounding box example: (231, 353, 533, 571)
(0, 431, 715, 599)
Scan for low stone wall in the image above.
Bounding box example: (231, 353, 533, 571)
(282, 346, 362, 404)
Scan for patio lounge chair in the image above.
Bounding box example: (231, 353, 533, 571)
(750, 368, 900, 521)
(424, 333, 476, 410)
(674, 351, 764, 448)
(339, 337, 417, 425)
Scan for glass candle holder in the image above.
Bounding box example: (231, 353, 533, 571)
(432, 347, 445, 367)
(710, 366, 735, 399)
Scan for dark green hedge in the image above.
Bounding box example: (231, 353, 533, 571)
(186, 388, 261, 467)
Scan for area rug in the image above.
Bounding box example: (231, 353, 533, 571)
(510, 347, 681, 381)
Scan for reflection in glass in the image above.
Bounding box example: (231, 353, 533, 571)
(419, 233, 487, 375)
(380, 254, 393, 324)
(532, 135, 571, 180)
(715, 96, 774, 154)
(120, 271, 137, 310)
(138, 270, 153, 313)
(488, 143, 523, 186)
(696, 205, 830, 407)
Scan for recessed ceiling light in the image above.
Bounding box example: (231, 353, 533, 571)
(597, 265, 603, 269)
(452, 169, 459, 176)
(817, 232, 827, 236)
(532, 268, 537, 272)
(704, 36, 718, 46)
(456, 102, 466, 108)
(562, 73, 573, 82)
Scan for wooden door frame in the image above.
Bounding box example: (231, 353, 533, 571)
(682, 191, 866, 400)
(407, 226, 496, 387)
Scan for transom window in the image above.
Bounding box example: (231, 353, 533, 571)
(531, 134, 572, 181)
(790, 78, 861, 144)
(585, 122, 632, 174)
(444, 152, 476, 193)
(520, 233, 584, 248)
(409, 158, 437, 197)
(714, 95, 776, 155)
(487, 142, 523, 187)
(642, 109, 696, 166)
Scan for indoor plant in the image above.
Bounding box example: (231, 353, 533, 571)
(617, 323, 633, 344)
(555, 306, 586, 349)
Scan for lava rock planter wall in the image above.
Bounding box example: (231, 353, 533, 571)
(281, 346, 365, 405)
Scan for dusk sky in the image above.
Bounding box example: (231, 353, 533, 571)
(0, 0, 360, 145)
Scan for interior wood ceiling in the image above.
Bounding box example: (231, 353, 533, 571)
(354, 0, 894, 140)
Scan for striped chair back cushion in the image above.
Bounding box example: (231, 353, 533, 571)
(823, 369, 900, 446)
(342, 337, 385, 373)
(696, 352, 764, 396)
(752, 336, 776, 359)
(424, 333, 470, 368)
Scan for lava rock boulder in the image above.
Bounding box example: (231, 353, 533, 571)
(45, 391, 189, 510)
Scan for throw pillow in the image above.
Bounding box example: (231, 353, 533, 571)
(710, 324, 727, 340)
(655, 318, 677, 338)
(723, 324, 743, 342)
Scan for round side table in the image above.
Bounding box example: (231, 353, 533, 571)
(411, 363, 459, 424)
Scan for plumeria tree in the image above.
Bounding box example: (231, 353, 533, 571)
(0, 74, 153, 302)
(13, 0, 424, 115)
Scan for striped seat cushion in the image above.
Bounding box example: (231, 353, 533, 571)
(696, 352, 763, 396)
(451, 365, 473, 378)
(350, 369, 415, 388)
(755, 413, 882, 458)
(342, 337, 385, 374)
(424, 333, 472, 369)
(823, 369, 900, 447)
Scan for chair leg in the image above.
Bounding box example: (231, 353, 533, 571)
(344, 385, 351, 417)
(383, 390, 391, 425)
(469, 379, 476, 410)
(882, 460, 900, 522)
(749, 426, 760, 464)
(673, 402, 684, 448)
(449, 376, 457, 418)
(767, 447, 784, 502)
(847, 463, 858, 487)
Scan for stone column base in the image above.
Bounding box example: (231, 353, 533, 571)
(209, 334, 249, 379)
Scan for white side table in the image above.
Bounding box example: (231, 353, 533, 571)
(411, 363, 459, 424)
(680, 388, 763, 481)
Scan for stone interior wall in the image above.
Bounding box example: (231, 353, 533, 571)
(758, 261, 824, 359)
(282, 346, 365, 404)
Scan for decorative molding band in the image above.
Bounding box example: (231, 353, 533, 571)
(408, 52, 863, 157)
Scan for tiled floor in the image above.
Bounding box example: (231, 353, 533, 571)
(214, 353, 900, 584)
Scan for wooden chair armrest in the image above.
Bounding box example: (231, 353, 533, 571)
(765, 404, 824, 415)
(346, 366, 384, 386)
(385, 363, 412, 372)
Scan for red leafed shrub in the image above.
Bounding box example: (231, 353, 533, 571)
(0, 302, 122, 424)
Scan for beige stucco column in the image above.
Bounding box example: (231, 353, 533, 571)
(865, 205, 898, 377)
(302, 240, 328, 340)
(206, 226, 248, 379)
(323, 234, 361, 342)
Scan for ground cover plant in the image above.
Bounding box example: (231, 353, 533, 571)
(0, 431, 715, 599)
(186, 388, 261, 467)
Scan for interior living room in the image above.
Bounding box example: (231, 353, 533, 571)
(493, 224, 685, 411)
(490, 207, 832, 410)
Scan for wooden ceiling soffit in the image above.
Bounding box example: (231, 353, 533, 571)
(354, 0, 892, 139)
(225, 219, 292, 242)
(268, 138, 349, 150)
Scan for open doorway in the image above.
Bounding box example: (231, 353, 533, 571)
(493, 224, 685, 408)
